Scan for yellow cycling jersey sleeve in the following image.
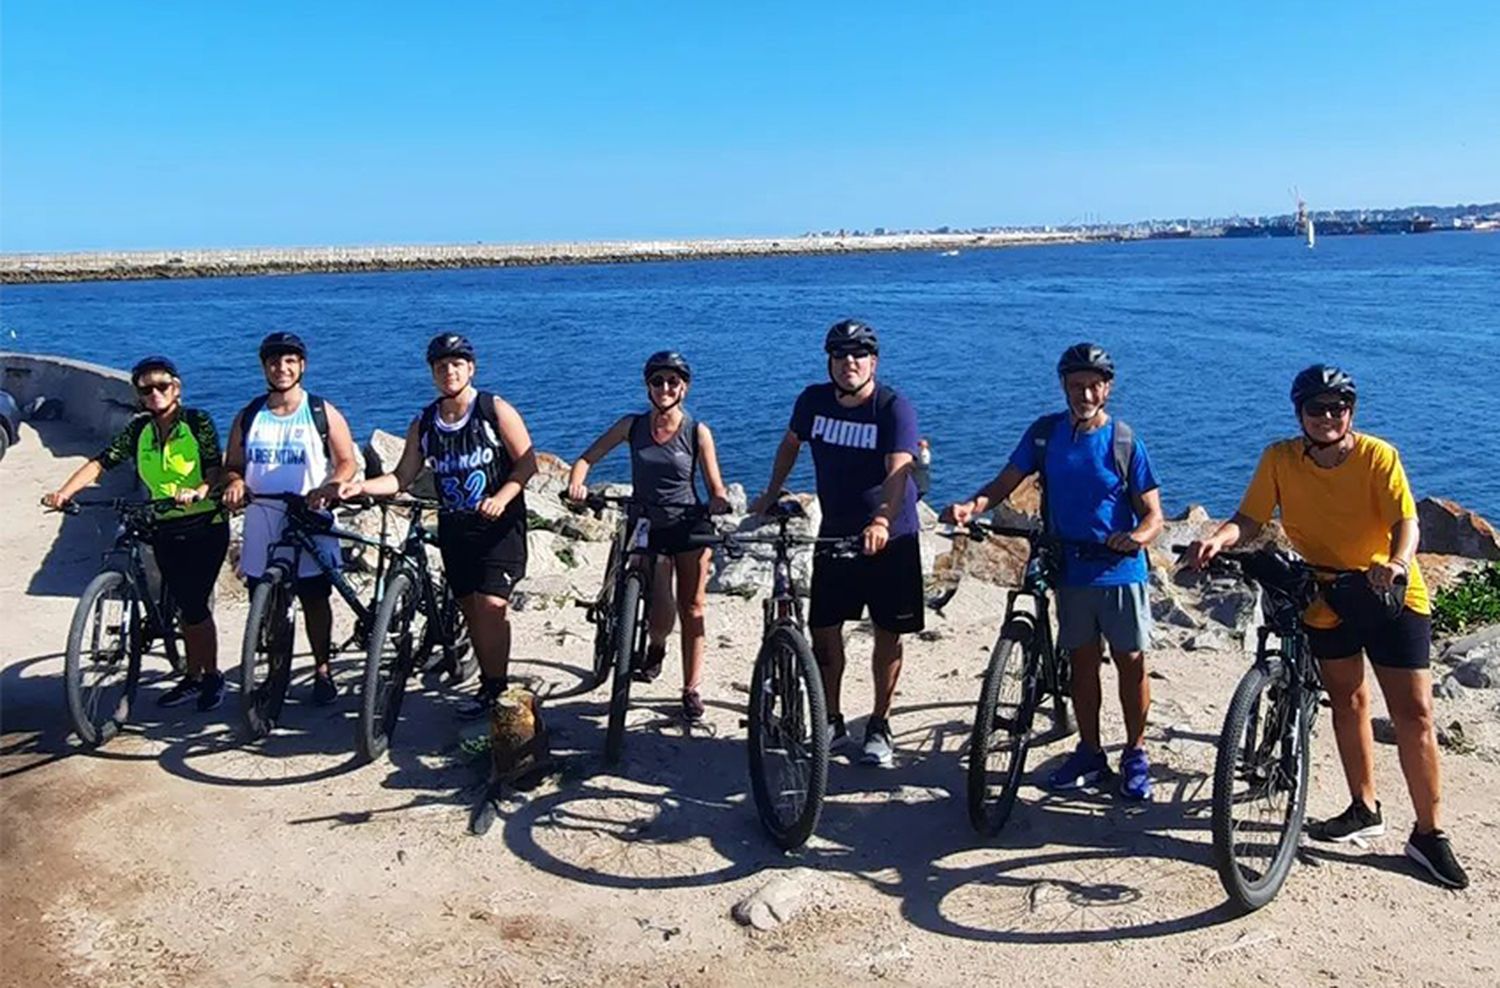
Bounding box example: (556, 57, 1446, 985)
(1237, 433, 1428, 628)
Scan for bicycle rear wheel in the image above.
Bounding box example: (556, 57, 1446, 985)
(358, 567, 421, 762)
(747, 624, 829, 850)
(64, 570, 144, 747)
(239, 564, 296, 740)
(603, 571, 646, 766)
(1211, 660, 1311, 912)
(966, 630, 1040, 836)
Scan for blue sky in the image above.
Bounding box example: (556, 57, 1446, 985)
(2, 2, 1497, 250)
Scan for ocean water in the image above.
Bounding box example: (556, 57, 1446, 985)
(3, 234, 1497, 521)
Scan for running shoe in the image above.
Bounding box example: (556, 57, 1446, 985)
(157, 676, 201, 708)
(860, 717, 895, 768)
(312, 672, 339, 706)
(824, 713, 849, 752)
(634, 642, 665, 683)
(1404, 827, 1469, 889)
(1047, 743, 1110, 790)
(1119, 746, 1152, 802)
(1308, 799, 1384, 843)
(681, 688, 705, 722)
(458, 678, 504, 719)
(196, 672, 225, 712)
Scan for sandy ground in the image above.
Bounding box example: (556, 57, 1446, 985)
(3, 420, 1498, 988)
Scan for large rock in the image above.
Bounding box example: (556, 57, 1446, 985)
(1151, 504, 1217, 570)
(932, 531, 1030, 588)
(1452, 652, 1500, 689)
(1418, 553, 1492, 594)
(731, 871, 811, 931)
(991, 475, 1041, 527)
(1417, 498, 1500, 560)
(531, 450, 571, 497)
(363, 428, 437, 498)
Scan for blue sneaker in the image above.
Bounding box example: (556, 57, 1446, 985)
(1119, 746, 1152, 802)
(1048, 744, 1109, 790)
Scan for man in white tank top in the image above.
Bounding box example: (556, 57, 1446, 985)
(223, 332, 361, 705)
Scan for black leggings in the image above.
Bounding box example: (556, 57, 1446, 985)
(151, 518, 230, 625)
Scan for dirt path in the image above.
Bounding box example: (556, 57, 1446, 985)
(3, 421, 1497, 987)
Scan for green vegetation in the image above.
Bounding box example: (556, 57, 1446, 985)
(1432, 563, 1500, 634)
(555, 544, 578, 569)
(527, 509, 559, 533)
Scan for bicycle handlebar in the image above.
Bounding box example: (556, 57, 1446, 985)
(1169, 543, 1357, 577)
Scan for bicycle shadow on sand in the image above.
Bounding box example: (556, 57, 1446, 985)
(485, 691, 1240, 944)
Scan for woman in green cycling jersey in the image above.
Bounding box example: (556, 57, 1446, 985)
(42, 356, 231, 711)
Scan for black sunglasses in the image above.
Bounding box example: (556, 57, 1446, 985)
(830, 348, 874, 360)
(1302, 399, 1352, 418)
(136, 381, 175, 396)
(648, 375, 684, 389)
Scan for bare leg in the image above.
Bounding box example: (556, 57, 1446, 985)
(181, 617, 219, 678)
(674, 549, 709, 692)
(461, 593, 512, 683)
(811, 624, 846, 719)
(1113, 648, 1149, 749)
(1070, 639, 1104, 750)
(870, 626, 904, 719)
(648, 555, 676, 651)
(1372, 665, 1442, 832)
(1319, 655, 1378, 810)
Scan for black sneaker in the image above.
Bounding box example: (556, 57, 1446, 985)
(634, 643, 665, 683)
(681, 689, 705, 722)
(157, 676, 201, 708)
(312, 672, 339, 706)
(824, 714, 849, 752)
(1308, 799, 1385, 843)
(459, 678, 504, 719)
(860, 717, 895, 768)
(196, 672, 225, 712)
(1405, 827, 1470, 889)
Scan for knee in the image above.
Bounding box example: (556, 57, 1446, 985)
(679, 596, 706, 623)
(1325, 682, 1368, 716)
(1393, 699, 1435, 739)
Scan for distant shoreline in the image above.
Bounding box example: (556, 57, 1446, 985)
(0, 231, 1102, 285)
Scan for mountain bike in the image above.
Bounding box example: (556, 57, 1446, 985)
(55, 497, 187, 747)
(701, 500, 861, 850)
(356, 496, 475, 762)
(945, 518, 1080, 836)
(1186, 545, 1359, 912)
(572, 491, 669, 766)
(238, 492, 394, 740)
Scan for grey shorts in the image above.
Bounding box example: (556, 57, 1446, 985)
(1056, 583, 1153, 654)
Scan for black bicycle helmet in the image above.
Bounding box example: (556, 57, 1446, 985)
(824, 319, 879, 356)
(130, 354, 179, 383)
(426, 332, 476, 364)
(1290, 364, 1357, 410)
(259, 331, 308, 361)
(643, 350, 692, 382)
(1056, 342, 1115, 379)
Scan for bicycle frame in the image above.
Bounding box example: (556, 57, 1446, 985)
(254, 496, 397, 631)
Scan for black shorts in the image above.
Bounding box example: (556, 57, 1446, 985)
(809, 533, 924, 635)
(245, 572, 333, 606)
(1305, 608, 1432, 670)
(151, 516, 229, 625)
(438, 513, 527, 600)
(648, 516, 715, 556)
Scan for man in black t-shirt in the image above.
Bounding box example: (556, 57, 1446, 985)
(751, 320, 923, 768)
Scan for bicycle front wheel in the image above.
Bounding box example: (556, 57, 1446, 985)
(966, 630, 1040, 836)
(358, 567, 420, 762)
(64, 570, 144, 747)
(603, 571, 646, 766)
(239, 565, 296, 740)
(1211, 660, 1311, 912)
(747, 624, 829, 850)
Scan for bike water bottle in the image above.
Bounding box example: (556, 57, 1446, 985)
(914, 438, 932, 499)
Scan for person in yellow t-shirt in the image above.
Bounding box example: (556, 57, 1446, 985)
(1188, 365, 1467, 890)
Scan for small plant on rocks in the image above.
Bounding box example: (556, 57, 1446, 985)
(1432, 563, 1500, 634)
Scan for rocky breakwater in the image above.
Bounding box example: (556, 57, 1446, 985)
(296, 432, 1500, 760)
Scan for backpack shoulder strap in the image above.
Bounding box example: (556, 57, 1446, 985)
(1111, 418, 1135, 497)
(1026, 412, 1065, 532)
(235, 395, 268, 461)
(306, 394, 331, 458)
(473, 391, 503, 438)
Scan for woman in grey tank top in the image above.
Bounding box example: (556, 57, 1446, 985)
(567, 352, 732, 722)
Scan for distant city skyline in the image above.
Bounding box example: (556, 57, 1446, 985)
(3, 2, 1497, 251)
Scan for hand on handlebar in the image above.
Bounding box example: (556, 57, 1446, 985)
(476, 492, 510, 521)
(708, 494, 732, 516)
(41, 490, 71, 510)
(1105, 530, 1146, 555)
(173, 488, 208, 506)
(942, 500, 977, 525)
(222, 478, 247, 511)
(747, 492, 775, 517)
(305, 482, 341, 511)
(565, 480, 588, 504)
(1367, 560, 1405, 592)
(862, 518, 890, 556)
(1181, 538, 1222, 571)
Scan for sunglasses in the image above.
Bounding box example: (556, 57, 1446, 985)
(136, 381, 175, 396)
(648, 375, 684, 389)
(830, 348, 874, 361)
(1302, 400, 1351, 418)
